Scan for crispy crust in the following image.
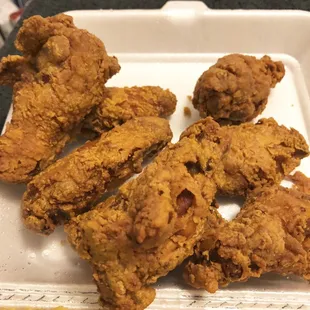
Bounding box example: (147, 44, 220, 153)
(65, 117, 229, 310)
(83, 86, 177, 135)
(193, 54, 285, 124)
(22, 117, 172, 235)
(184, 185, 310, 292)
(0, 14, 120, 183)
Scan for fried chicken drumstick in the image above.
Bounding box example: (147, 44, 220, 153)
(0, 14, 120, 183)
(65, 119, 230, 310)
(182, 118, 309, 196)
(192, 54, 285, 124)
(22, 117, 172, 235)
(184, 182, 310, 292)
(83, 86, 177, 135)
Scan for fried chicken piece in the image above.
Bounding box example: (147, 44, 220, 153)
(182, 118, 309, 196)
(184, 184, 310, 292)
(65, 118, 229, 310)
(83, 86, 177, 135)
(218, 119, 309, 196)
(192, 54, 285, 124)
(22, 117, 172, 235)
(0, 14, 120, 183)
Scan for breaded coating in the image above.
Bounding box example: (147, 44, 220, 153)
(0, 14, 120, 183)
(22, 117, 172, 235)
(184, 184, 310, 292)
(65, 117, 308, 308)
(219, 119, 309, 196)
(0, 55, 35, 86)
(83, 86, 177, 135)
(192, 54, 285, 124)
(65, 118, 229, 310)
(289, 171, 310, 194)
(182, 118, 309, 196)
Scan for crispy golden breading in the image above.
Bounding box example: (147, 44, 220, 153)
(182, 118, 309, 196)
(65, 118, 229, 310)
(0, 14, 120, 183)
(184, 184, 310, 292)
(22, 117, 172, 235)
(289, 171, 310, 195)
(218, 119, 309, 196)
(83, 86, 177, 135)
(0, 55, 35, 86)
(192, 54, 285, 124)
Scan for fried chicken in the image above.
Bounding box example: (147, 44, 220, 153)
(83, 86, 177, 136)
(182, 118, 309, 196)
(62, 116, 308, 308)
(22, 117, 172, 235)
(192, 54, 285, 124)
(65, 118, 229, 310)
(184, 183, 310, 292)
(0, 14, 120, 183)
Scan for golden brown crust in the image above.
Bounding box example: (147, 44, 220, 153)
(192, 54, 285, 124)
(184, 185, 310, 292)
(218, 118, 309, 196)
(83, 86, 177, 135)
(0, 55, 36, 86)
(22, 117, 172, 235)
(183, 118, 309, 196)
(65, 117, 228, 310)
(289, 171, 310, 195)
(0, 14, 120, 183)
(15, 14, 75, 56)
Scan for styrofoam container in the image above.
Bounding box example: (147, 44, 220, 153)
(1, 1, 310, 309)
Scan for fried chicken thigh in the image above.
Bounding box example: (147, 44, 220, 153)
(0, 14, 120, 183)
(65, 118, 229, 310)
(192, 54, 285, 124)
(184, 183, 310, 292)
(22, 117, 172, 235)
(83, 86, 177, 135)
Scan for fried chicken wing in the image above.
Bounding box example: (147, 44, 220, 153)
(184, 184, 310, 292)
(83, 86, 177, 135)
(219, 119, 308, 196)
(0, 14, 120, 183)
(182, 118, 309, 196)
(22, 117, 172, 235)
(192, 54, 285, 124)
(65, 118, 229, 310)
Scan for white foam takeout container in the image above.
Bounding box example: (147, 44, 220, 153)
(1, 1, 310, 309)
